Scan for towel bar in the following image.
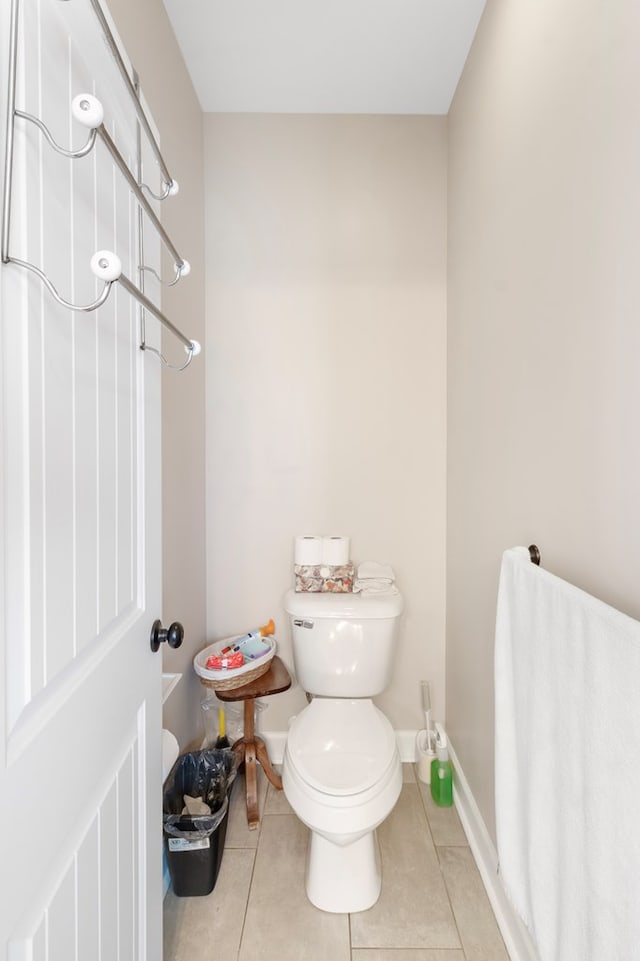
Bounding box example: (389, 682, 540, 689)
(1, 0, 199, 371)
(86, 0, 176, 195)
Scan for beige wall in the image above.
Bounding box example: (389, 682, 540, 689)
(447, 0, 640, 839)
(106, 0, 207, 750)
(204, 114, 447, 734)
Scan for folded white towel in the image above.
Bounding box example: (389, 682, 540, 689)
(353, 579, 399, 595)
(357, 561, 395, 581)
(495, 546, 640, 961)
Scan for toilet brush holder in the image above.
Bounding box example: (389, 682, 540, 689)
(415, 729, 435, 784)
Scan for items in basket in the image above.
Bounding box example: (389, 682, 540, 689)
(205, 618, 274, 671)
(219, 618, 275, 655)
(194, 629, 277, 691)
(206, 651, 244, 670)
(205, 635, 272, 671)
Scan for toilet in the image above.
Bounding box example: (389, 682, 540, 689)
(282, 588, 404, 913)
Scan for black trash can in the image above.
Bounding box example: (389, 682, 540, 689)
(163, 749, 238, 897)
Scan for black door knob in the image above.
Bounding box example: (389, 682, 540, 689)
(150, 619, 184, 653)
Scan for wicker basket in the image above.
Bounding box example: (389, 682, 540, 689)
(194, 636, 276, 692)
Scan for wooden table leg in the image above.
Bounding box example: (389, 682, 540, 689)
(243, 698, 260, 830)
(244, 739, 259, 830)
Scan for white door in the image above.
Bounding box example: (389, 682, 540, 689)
(1, 0, 166, 957)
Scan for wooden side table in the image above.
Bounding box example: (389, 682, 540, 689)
(216, 655, 291, 830)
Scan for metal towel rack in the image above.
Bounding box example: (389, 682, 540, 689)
(86, 0, 176, 201)
(528, 544, 541, 565)
(1, 0, 200, 370)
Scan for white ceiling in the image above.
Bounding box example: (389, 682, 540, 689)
(161, 0, 487, 115)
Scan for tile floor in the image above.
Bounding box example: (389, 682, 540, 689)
(163, 764, 509, 961)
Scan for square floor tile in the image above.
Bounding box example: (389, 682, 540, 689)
(439, 846, 510, 961)
(264, 779, 292, 815)
(350, 785, 461, 950)
(163, 847, 254, 961)
(238, 814, 350, 961)
(416, 779, 468, 847)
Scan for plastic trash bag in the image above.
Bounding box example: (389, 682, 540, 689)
(163, 749, 239, 840)
(201, 690, 244, 747)
(200, 689, 266, 747)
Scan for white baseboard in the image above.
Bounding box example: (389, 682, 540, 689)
(262, 730, 287, 765)
(395, 728, 420, 762)
(448, 741, 539, 961)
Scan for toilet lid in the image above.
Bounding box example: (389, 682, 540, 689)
(287, 699, 397, 796)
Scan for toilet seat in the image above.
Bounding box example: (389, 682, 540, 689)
(287, 698, 397, 797)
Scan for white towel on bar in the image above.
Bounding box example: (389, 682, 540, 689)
(494, 546, 640, 961)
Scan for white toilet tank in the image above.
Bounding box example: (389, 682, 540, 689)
(283, 589, 404, 697)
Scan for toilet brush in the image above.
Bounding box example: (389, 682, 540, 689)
(215, 705, 230, 749)
(420, 680, 435, 744)
(416, 681, 436, 784)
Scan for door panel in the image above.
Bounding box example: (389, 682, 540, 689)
(1, 0, 163, 957)
(7, 721, 146, 961)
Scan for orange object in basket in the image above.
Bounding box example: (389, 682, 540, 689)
(206, 651, 244, 671)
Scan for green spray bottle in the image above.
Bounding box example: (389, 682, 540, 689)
(430, 723, 453, 807)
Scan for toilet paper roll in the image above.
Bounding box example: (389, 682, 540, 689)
(162, 729, 179, 783)
(322, 535, 350, 566)
(294, 535, 323, 566)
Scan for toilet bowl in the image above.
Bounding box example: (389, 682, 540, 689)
(283, 697, 402, 913)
